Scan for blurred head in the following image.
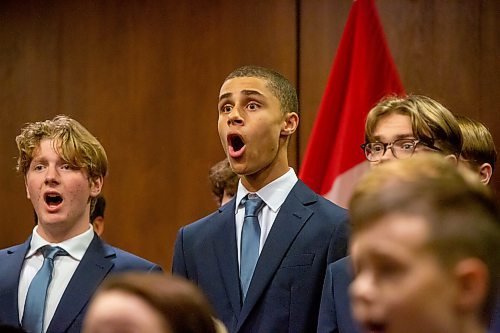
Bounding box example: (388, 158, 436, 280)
(208, 159, 239, 207)
(83, 273, 221, 333)
(456, 114, 497, 185)
(349, 154, 499, 333)
(363, 95, 462, 166)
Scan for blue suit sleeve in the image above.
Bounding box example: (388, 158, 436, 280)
(327, 214, 350, 264)
(489, 294, 500, 333)
(172, 227, 188, 278)
(317, 263, 339, 333)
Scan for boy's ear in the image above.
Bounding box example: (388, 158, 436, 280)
(90, 176, 103, 197)
(24, 177, 30, 199)
(281, 112, 299, 136)
(444, 154, 458, 165)
(453, 258, 488, 313)
(478, 163, 493, 185)
(92, 217, 104, 236)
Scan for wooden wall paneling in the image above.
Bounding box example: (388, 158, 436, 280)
(479, 0, 500, 194)
(0, 1, 61, 247)
(0, 0, 298, 269)
(2, 0, 497, 269)
(378, 0, 481, 110)
(298, 0, 351, 170)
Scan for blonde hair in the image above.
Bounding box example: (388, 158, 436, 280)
(16, 115, 107, 208)
(365, 95, 462, 156)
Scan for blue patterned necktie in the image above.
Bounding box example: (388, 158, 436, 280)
(240, 194, 265, 300)
(22, 245, 67, 333)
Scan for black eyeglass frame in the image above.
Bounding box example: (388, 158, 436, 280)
(360, 138, 442, 162)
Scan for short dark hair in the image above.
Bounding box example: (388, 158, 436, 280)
(225, 65, 299, 115)
(90, 195, 106, 223)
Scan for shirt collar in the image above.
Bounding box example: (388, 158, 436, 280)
(235, 168, 298, 213)
(26, 224, 95, 260)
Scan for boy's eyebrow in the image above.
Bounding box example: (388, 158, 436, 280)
(218, 89, 265, 101)
(219, 92, 232, 101)
(241, 89, 264, 97)
(372, 133, 416, 141)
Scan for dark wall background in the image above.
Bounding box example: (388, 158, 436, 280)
(1, 0, 498, 269)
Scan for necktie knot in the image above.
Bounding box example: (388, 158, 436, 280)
(241, 195, 265, 218)
(41, 245, 67, 260)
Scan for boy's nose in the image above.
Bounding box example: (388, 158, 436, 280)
(44, 166, 60, 184)
(349, 272, 375, 307)
(379, 145, 397, 163)
(227, 108, 244, 126)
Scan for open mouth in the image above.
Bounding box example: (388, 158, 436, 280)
(227, 134, 246, 157)
(45, 193, 63, 207)
(229, 134, 244, 151)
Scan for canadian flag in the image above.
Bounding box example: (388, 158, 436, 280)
(299, 0, 405, 208)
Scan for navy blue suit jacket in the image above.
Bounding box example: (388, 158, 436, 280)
(0, 234, 162, 332)
(172, 180, 349, 333)
(317, 256, 360, 333)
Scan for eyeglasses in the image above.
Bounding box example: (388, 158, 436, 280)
(361, 138, 442, 162)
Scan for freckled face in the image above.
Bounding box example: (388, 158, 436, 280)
(217, 77, 291, 183)
(350, 214, 457, 333)
(25, 139, 102, 240)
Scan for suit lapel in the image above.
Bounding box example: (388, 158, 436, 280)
(0, 239, 31, 326)
(236, 181, 315, 330)
(48, 235, 115, 332)
(213, 199, 242, 316)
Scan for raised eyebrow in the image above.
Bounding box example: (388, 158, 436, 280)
(219, 92, 232, 102)
(241, 89, 264, 97)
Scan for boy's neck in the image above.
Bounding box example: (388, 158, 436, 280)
(241, 163, 290, 192)
(37, 219, 91, 243)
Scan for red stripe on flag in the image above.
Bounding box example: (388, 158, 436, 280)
(299, 0, 405, 206)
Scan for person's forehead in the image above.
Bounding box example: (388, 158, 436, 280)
(32, 138, 58, 155)
(372, 113, 414, 139)
(352, 214, 430, 256)
(219, 76, 271, 97)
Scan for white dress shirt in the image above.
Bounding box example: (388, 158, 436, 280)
(18, 225, 94, 333)
(234, 168, 298, 267)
